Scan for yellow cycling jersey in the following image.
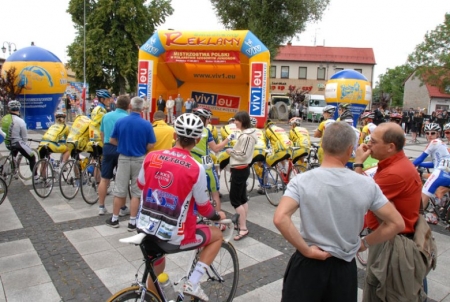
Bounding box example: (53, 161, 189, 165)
(265, 125, 292, 152)
(220, 124, 241, 147)
(253, 128, 266, 150)
(89, 105, 107, 145)
(41, 123, 69, 144)
(289, 127, 311, 150)
(67, 115, 91, 151)
(207, 124, 219, 144)
(317, 119, 335, 136)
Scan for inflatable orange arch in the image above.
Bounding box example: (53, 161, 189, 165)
(138, 30, 270, 127)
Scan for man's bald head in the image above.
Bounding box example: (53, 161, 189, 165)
(376, 123, 405, 151)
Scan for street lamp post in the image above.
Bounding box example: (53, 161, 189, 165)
(82, 0, 87, 115)
(1, 41, 17, 56)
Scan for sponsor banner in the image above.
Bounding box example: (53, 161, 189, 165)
(249, 62, 267, 117)
(166, 50, 240, 64)
(138, 60, 153, 104)
(192, 91, 240, 113)
(242, 31, 269, 58)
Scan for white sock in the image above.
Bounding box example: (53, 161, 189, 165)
(129, 217, 136, 225)
(188, 261, 208, 286)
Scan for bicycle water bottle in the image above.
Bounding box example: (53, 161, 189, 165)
(157, 272, 177, 302)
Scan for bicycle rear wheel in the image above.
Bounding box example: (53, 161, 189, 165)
(194, 241, 239, 302)
(80, 163, 99, 204)
(0, 177, 8, 205)
(0, 156, 13, 187)
(59, 160, 80, 200)
(33, 159, 54, 198)
(107, 286, 161, 302)
(263, 167, 285, 206)
(17, 148, 39, 180)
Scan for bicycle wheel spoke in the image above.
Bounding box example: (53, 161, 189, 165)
(59, 160, 80, 200)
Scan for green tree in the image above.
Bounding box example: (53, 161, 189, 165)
(0, 67, 24, 101)
(66, 0, 173, 94)
(210, 0, 330, 59)
(407, 13, 450, 93)
(374, 64, 414, 108)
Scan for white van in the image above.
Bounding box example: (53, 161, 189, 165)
(306, 94, 326, 122)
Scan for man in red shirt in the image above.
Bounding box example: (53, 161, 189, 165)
(354, 122, 425, 301)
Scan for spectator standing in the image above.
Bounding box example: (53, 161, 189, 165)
(157, 95, 166, 112)
(106, 97, 156, 230)
(65, 96, 72, 122)
(274, 122, 404, 302)
(142, 97, 150, 121)
(152, 111, 175, 151)
(174, 94, 183, 117)
(354, 123, 426, 302)
(98, 95, 130, 215)
(298, 102, 304, 119)
(185, 98, 193, 113)
(225, 111, 257, 241)
(373, 104, 385, 125)
(166, 96, 175, 124)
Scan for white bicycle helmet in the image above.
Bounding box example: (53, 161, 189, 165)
(340, 110, 353, 120)
(8, 100, 21, 111)
(250, 117, 257, 127)
(361, 112, 375, 119)
(289, 117, 302, 126)
(174, 114, 204, 139)
(444, 123, 450, 131)
(323, 105, 336, 114)
(424, 123, 441, 132)
(193, 108, 212, 119)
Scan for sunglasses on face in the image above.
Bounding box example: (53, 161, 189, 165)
(425, 132, 437, 135)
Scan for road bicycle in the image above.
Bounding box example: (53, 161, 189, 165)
(0, 177, 8, 206)
(0, 139, 39, 187)
(252, 159, 286, 207)
(32, 144, 63, 199)
(305, 143, 320, 170)
(79, 143, 103, 204)
(107, 214, 240, 302)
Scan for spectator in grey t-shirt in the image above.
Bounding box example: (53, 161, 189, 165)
(273, 121, 404, 302)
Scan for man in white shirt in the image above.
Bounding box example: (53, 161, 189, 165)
(166, 96, 175, 124)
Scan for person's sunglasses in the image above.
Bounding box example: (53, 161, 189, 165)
(445, 131, 450, 135)
(425, 132, 437, 135)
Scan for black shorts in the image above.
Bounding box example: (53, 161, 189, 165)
(101, 143, 119, 179)
(229, 166, 250, 208)
(282, 250, 357, 302)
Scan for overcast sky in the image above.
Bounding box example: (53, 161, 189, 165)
(1, 0, 449, 85)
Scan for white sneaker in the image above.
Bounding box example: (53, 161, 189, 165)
(98, 207, 107, 215)
(183, 280, 209, 301)
(34, 176, 43, 184)
(119, 207, 130, 217)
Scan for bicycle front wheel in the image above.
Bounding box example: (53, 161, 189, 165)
(59, 160, 80, 200)
(80, 163, 99, 205)
(0, 177, 8, 205)
(107, 286, 161, 302)
(195, 241, 239, 302)
(33, 159, 54, 198)
(263, 167, 285, 206)
(0, 156, 13, 187)
(17, 148, 39, 180)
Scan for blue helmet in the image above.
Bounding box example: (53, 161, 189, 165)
(96, 89, 111, 99)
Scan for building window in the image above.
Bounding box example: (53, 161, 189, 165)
(354, 69, 362, 73)
(317, 67, 326, 80)
(334, 68, 343, 74)
(298, 67, 307, 79)
(270, 66, 276, 78)
(281, 66, 289, 79)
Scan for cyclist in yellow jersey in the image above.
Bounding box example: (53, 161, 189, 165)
(336, 103, 352, 122)
(314, 105, 336, 164)
(38, 111, 71, 165)
(359, 111, 377, 144)
(288, 117, 311, 165)
(191, 108, 233, 212)
(264, 120, 291, 169)
(86, 89, 111, 153)
(66, 114, 91, 161)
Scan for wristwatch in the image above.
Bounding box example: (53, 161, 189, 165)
(353, 163, 364, 169)
(361, 236, 370, 249)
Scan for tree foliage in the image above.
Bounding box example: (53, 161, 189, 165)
(0, 67, 24, 101)
(374, 64, 414, 108)
(210, 0, 330, 59)
(66, 0, 173, 95)
(407, 13, 450, 93)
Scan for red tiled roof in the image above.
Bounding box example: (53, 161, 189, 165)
(426, 83, 450, 98)
(275, 45, 376, 65)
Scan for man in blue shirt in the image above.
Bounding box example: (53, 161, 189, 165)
(106, 97, 156, 230)
(98, 95, 130, 215)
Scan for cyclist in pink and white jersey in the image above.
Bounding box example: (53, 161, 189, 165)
(413, 123, 450, 169)
(136, 113, 225, 302)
